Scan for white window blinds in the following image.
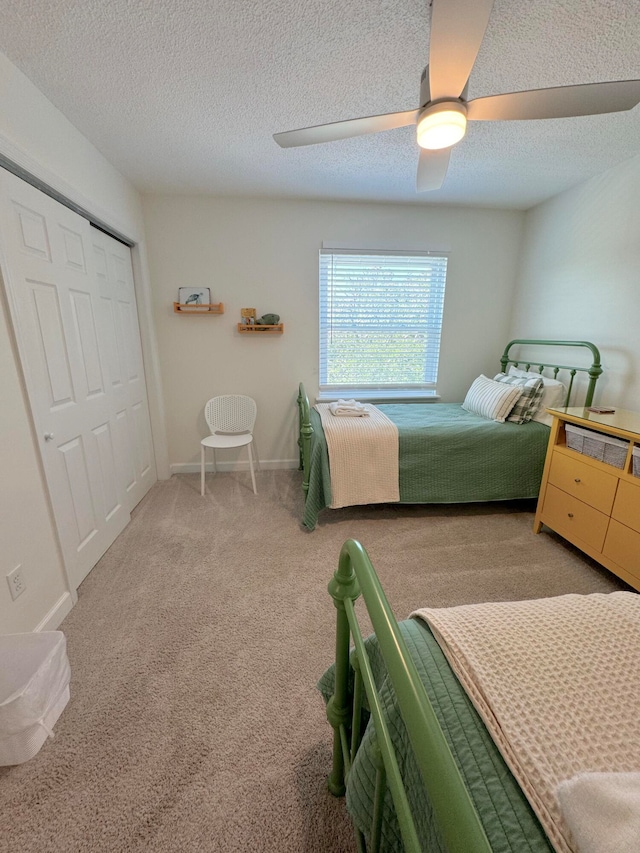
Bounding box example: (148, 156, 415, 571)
(319, 249, 448, 395)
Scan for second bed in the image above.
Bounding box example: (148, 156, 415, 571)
(298, 339, 602, 529)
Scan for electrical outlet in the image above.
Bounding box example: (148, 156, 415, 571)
(7, 565, 26, 601)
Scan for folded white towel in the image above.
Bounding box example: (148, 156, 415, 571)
(557, 772, 640, 853)
(329, 399, 369, 417)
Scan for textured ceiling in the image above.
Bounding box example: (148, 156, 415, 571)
(2, 0, 640, 208)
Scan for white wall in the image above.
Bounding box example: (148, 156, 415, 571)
(142, 194, 525, 470)
(510, 152, 640, 408)
(0, 52, 166, 632)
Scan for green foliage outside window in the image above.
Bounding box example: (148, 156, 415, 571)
(320, 251, 448, 390)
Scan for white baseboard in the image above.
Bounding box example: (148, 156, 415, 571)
(34, 591, 75, 631)
(170, 459, 299, 475)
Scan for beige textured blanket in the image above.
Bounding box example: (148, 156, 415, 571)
(315, 402, 399, 509)
(411, 592, 640, 853)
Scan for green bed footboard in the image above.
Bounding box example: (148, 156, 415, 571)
(326, 539, 492, 853)
(297, 383, 312, 494)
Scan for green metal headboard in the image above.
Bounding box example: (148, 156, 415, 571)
(500, 339, 602, 408)
(327, 539, 492, 853)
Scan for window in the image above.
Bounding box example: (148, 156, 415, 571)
(319, 249, 448, 400)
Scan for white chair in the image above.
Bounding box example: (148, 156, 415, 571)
(201, 395, 259, 496)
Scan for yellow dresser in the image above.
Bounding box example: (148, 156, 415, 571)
(534, 407, 640, 591)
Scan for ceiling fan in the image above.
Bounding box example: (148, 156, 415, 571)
(273, 0, 640, 192)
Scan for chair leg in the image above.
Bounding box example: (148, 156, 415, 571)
(251, 435, 261, 472)
(247, 442, 257, 495)
(212, 447, 217, 473)
(201, 444, 206, 496)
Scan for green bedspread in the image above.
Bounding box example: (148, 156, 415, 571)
(318, 619, 553, 853)
(303, 403, 550, 529)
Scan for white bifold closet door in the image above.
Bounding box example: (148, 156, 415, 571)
(0, 169, 156, 591)
(91, 228, 155, 510)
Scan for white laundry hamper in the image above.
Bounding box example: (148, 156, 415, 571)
(0, 631, 70, 765)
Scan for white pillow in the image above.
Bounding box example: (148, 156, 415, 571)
(462, 375, 523, 423)
(508, 366, 566, 426)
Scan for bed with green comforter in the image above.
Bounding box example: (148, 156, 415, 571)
(303, 402, 550, 530)
(321, 539, 563, 852)
(319, 617, 553, 853)
(299, 339, 603, 530)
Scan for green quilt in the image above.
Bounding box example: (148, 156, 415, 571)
(303, 403, 550, 529)
(318, 619, 553, 853)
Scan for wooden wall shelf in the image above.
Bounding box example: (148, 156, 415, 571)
(237, 323, 284, 334)
(173, 302, 224, 314)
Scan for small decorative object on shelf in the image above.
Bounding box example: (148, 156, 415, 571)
(238, 309, 283, 333)
(179, 287, 209, 307)
(256, 313, 280, 325)
(174, 287, 223, 314)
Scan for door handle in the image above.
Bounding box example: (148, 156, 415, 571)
(44, 432, 54, 441)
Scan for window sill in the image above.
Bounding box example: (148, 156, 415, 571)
(316, 390, 441, 404)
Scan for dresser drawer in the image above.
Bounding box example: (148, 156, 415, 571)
(603, 519, 640, 580)
(541, 484, 609, 552)
(611, 478, 640, 536)
(548, 452, 618, 514)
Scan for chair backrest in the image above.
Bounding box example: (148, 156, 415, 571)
(204, 395, 257, 435)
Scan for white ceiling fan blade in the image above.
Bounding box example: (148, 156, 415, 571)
(273, 110, 418, 148)
(467, 80, 640, 121)
(416, 147, 451, 192)
(428, 0, 495, 101)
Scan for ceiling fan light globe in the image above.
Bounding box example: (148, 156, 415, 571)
(417, 103, 467, 150)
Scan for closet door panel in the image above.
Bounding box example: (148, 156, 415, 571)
(91, 229, 156, 509)
(114, 407, 137, 496)
(0, 169, 130, 590)
(31, 281, 76, 408)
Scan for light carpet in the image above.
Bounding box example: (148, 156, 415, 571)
(0, 471, 628, 852)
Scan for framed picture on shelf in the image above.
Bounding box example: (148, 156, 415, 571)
(178, 287, 210, 309)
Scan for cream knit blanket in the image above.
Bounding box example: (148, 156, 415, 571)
(315, 403, 399, 509)
(411, 592, 640, 853)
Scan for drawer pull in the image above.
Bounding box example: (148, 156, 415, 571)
(567, 512, 574, 518)
(574, 478, 581, 483)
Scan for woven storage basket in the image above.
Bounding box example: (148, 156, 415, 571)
(565, 423, 629, 469)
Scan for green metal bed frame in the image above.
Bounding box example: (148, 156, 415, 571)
(298, 338, 603, 501)
(328, 538, 492, 852)
(315, 340, 604, 850)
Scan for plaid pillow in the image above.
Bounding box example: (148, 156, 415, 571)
(493, 372, 544, 424)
